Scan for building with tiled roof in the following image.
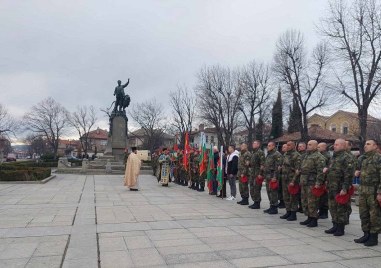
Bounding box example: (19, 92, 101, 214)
(273, 124, 358, 144)
(308, 110, 381, 140)
(80, 127, 109, 153)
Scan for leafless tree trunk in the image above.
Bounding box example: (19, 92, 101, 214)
(169, 85, 196, 148)
(0, 103, 18, 138)
(320, 0, 381, 150)
(67, 105, 97, 155)
(195, 65, 243, 148)
(128, 99, 167, 153)
(238, 61, 271, 144)
(273, 30, 330, 142)
(23, 97, 69, 159)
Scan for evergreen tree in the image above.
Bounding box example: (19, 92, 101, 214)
(255, 116, 263, 141)
(288, 99, 302, 133)
(270, 89, 283, 139)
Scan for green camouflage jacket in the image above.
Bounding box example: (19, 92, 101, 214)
(327, 150, 354, 192)
(238, 150, 252, 177)
(264, 149, 282, 179)
(282, 149, 301, 180)
(250, 148, 265, 177)
(359, 151, 381, 193)
(299, 150, 326, 186)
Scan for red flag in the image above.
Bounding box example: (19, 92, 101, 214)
(183, 132, 190, 170)
(199, 143, 207, 175)
(173, 144, 178, 151)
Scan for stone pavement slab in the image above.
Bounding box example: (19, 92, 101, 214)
(0, 173, 381, 267)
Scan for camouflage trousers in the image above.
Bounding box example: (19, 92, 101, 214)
(278, 176, 283, 202)
(282, 175, 298, 212)
(200, 173, 206, 188)
(266, 179, 278, 206)
(239, 177, 249, 198)
(328, 190, 349, 224)
(301, 185, 320, 218)
(359, 185, 381, 233)
(249, 176, 262, 202)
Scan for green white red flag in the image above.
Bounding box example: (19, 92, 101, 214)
(217, 146, 223, 191)
(206, 145, 214, 192)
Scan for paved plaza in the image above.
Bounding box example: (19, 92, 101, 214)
(0, 174, 381, 267)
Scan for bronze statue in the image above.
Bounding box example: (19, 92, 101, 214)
(113, 79, 131, 112)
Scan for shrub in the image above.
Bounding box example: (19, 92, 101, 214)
(0, 168, 51, 181)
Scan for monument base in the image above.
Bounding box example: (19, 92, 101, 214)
(105, 111, 128, 162)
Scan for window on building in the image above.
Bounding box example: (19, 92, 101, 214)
(342, 122, 349, 135)
(210, 135, 214, 144)
(330, 124, 337, 132)
(206, 135, 209, 143)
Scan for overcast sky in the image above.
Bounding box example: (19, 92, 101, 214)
(1, 0, 331, 138)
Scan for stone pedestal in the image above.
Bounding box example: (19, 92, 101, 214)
(105, 111, 128, 162)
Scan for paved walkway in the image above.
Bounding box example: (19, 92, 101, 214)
(0, 174, 381, 268)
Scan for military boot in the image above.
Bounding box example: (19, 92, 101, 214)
(249, 202, 260, 209)
(286, 211, 297, 221)
(278, 200, 285, 209)
(333, 223, 345, 236)
(237, 199, 243, 204)
(325, 222, 337, 234)
(197, 186, 205, 192)
(364, 233, 378, 247)
(307, 217, 318, 227)
(193, 182, 199, 190)
(268, 206, 278, 215)
(318, 209, 329, 219)
(263, 207, 271, 213)
(354, 232, 370, 243)
(300, 217, 312, 225)
(280, 211, 291, 219)
(240, 197, 249, 205)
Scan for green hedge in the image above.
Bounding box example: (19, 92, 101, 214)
(0, 168, 51, 181)
(0, 161, 58, 169)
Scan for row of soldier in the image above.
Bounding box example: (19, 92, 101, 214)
(151, 138, 381, 247)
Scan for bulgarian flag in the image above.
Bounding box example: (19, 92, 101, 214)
(199, 142, 207, 175)
(206, 145, 214, 192)
(183, 132, 190, 170)
(217, 145, 223, 192)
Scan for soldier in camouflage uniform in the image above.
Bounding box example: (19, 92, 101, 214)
(324, 139, 354, 236)
(263, 142, 283, 215)
(354, 140, 381, 247)
(199, 152, 207, 192)
(177, 151, 184, 185)
(298, 140, 326, 227)
(187, 149, 195, 188)
(249, 140, 265, 209)
(278, 144, 288, 209)
(297, 142, 307, 213)
(346, 140, 357, 222)
(237, 143, 252, 205)
(190, 150, 200, 190)
(318, 142, 331, 219)
(280, 141, 301, 221)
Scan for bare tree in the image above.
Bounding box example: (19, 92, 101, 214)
(24, 134, 49, 156)
(67, 105, 97, 154)
(23, 97, 69, 158)
(273, 30, 330, 141)
(238, 61, 271, 143)
(169, 85, 196, 148)
(320, 0, 381, 148)
(196, 65, 243, 147)
(129, 99, 167, 152)
(0, 103, 18, 138)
